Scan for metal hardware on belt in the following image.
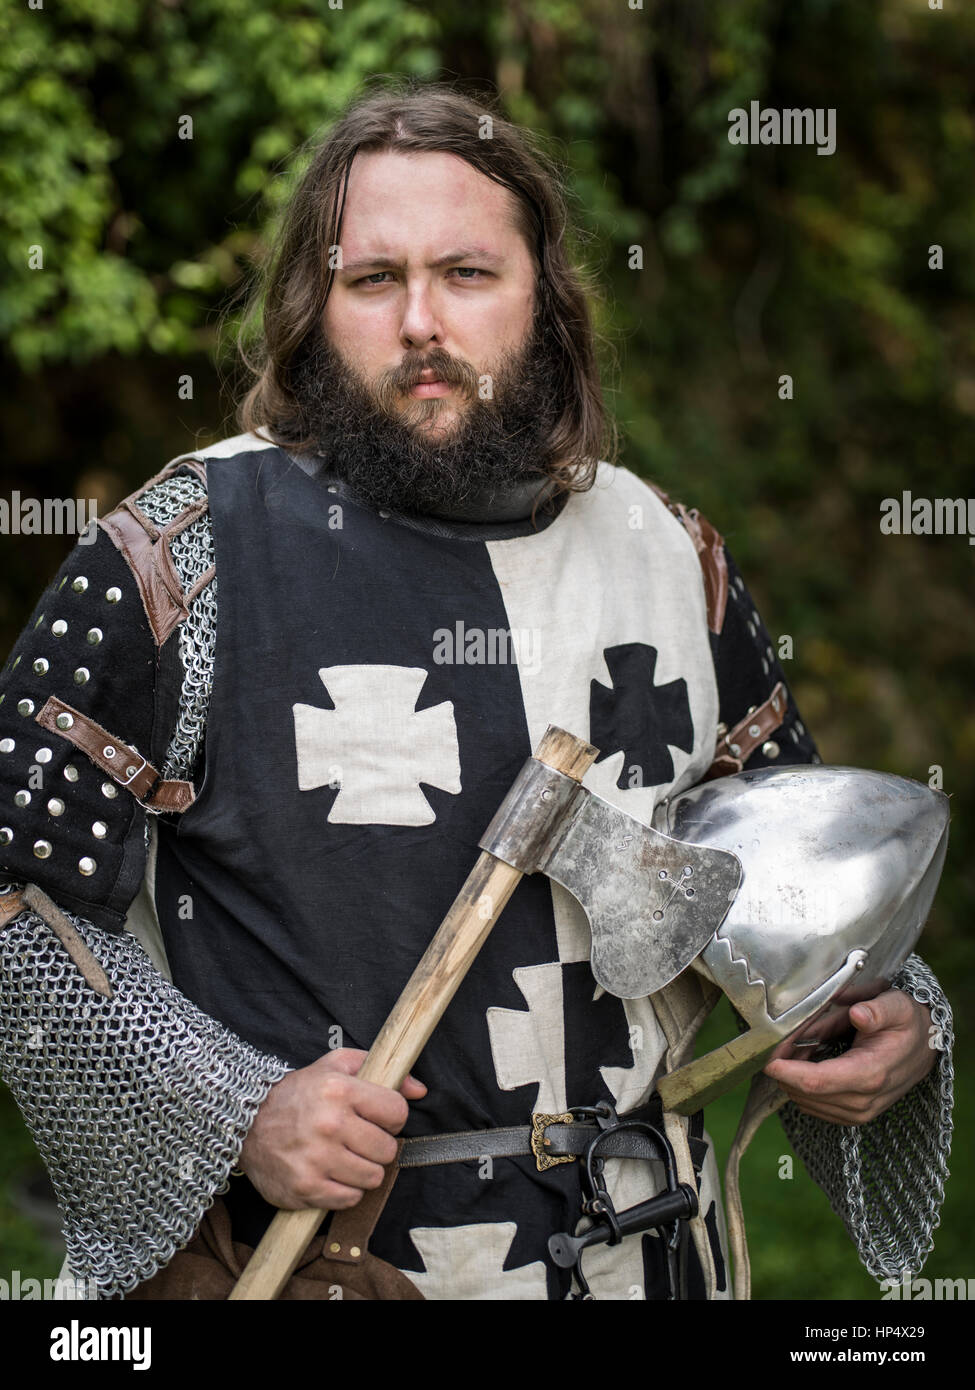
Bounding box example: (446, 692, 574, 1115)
(531, 1112, 576, 1171)
(547, 1101, 699, 1301)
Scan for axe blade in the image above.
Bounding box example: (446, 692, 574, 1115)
(479, 762, 742, 999)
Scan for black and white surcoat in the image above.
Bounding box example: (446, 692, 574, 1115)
(0, 434, 954, 1299)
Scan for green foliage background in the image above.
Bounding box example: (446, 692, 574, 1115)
(0, 0, 971, 1300)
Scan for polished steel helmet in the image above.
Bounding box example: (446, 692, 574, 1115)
(650, 764, 950, 1111)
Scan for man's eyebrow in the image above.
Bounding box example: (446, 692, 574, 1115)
(338, 247, 507, 274)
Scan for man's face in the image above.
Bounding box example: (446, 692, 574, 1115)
(296, 149, 563, 516)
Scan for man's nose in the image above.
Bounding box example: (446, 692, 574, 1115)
(399, 279, 445, 349)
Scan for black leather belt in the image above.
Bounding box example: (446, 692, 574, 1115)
(399, 1100, 707, 1174)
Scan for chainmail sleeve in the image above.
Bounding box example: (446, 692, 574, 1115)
(0, 888, 290, 1298)
(0, 455, 290, 1298)
(777, 954, 953, 1285)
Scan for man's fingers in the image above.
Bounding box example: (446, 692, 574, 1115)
(337, 1115, 400, 1169)
(318, 1048, 369, 1075)
(764, 1050, 886, 1096)
(849, 989, 915, 1034)
(317, 1049, 426, 1098)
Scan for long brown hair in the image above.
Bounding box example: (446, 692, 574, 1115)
(233, 77, 618, 493)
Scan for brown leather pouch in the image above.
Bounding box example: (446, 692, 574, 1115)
(124, 1155, 422, 1301)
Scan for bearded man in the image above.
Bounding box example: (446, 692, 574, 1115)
(0, 82, 952, 1302)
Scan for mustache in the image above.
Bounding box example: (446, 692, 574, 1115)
(375, 348, 481, 408)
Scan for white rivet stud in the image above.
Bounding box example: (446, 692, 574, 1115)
(78, 857, 97, 876)
(92, 821, 108, 839)
(32, 658, 49, 675)
(103, 746, 116, 759)
(729, 742, 741, 757)
(33, 840, 52, 859)
(748, 723, 761, 738)
(35, 748, 52, 764)
(47, 798, 65, 816)
(87, 628, 103, 645)
(762, 740, 780, 759)
(64, 765, 80, 783)
(0, 738, 14, 754)
(17, 699, 34, 717)
(56, 713, 74, 731)
(125, 765, 138, 778)
(105, 587, 122, 603)
(52, 620, 68, 637)
(0, 828, 12, 846)
(72, 577, 89, 593)
(74, 668, 90, 685)
(14, 790, 31, 807)
(101, 782, 117, 798)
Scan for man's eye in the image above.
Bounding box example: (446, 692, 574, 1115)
(354, 268, 486, 286)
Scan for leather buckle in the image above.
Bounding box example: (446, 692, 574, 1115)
(531, 1112, 576, 1172)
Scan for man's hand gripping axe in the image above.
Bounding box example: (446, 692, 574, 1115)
(229, 725, 742, 1300)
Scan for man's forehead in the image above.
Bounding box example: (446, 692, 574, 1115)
(337, 148, 525, 262)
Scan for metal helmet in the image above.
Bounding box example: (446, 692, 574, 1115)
(650, 764, 950, 1111)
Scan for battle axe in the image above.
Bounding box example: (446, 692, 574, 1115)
(229, 724, 742, 1299)
(230, 728, 948, 1298)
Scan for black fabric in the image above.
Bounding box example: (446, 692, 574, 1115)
(153, 448, 748, 1299)
(710, 550, 820, 768)
(0, 526, 158, 930)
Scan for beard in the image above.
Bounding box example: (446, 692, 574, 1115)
(288, 310, 566, 517)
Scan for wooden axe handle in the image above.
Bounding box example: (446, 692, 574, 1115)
(228, 726, 597, 1300)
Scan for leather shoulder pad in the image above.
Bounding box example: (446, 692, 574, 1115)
(648, 482, 729, 636)
(98, 459, 211, 648)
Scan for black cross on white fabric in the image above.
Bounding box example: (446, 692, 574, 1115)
(589, 643, 694, 790)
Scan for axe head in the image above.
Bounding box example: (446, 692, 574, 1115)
(478, 755, 743, 998)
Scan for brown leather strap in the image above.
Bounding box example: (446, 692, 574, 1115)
(98, 464, 213, 647)
(650, 484, 729, 635)
(324, 1141, 405, 1266)
(0, 888, 26, 928)
(22, 883, 114, 998)
(35, 696, 195, 813)
(705, 681, 788, 780)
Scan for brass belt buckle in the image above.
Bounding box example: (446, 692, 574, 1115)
(531, 1112, 575, 1172)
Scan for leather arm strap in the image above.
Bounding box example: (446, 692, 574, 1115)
(705, 680, 788, 780)
(36, 696, 195, 813)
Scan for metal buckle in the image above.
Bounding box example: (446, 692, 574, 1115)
(118, 753, 148, 787)
(531, 1112, 576, 1171)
